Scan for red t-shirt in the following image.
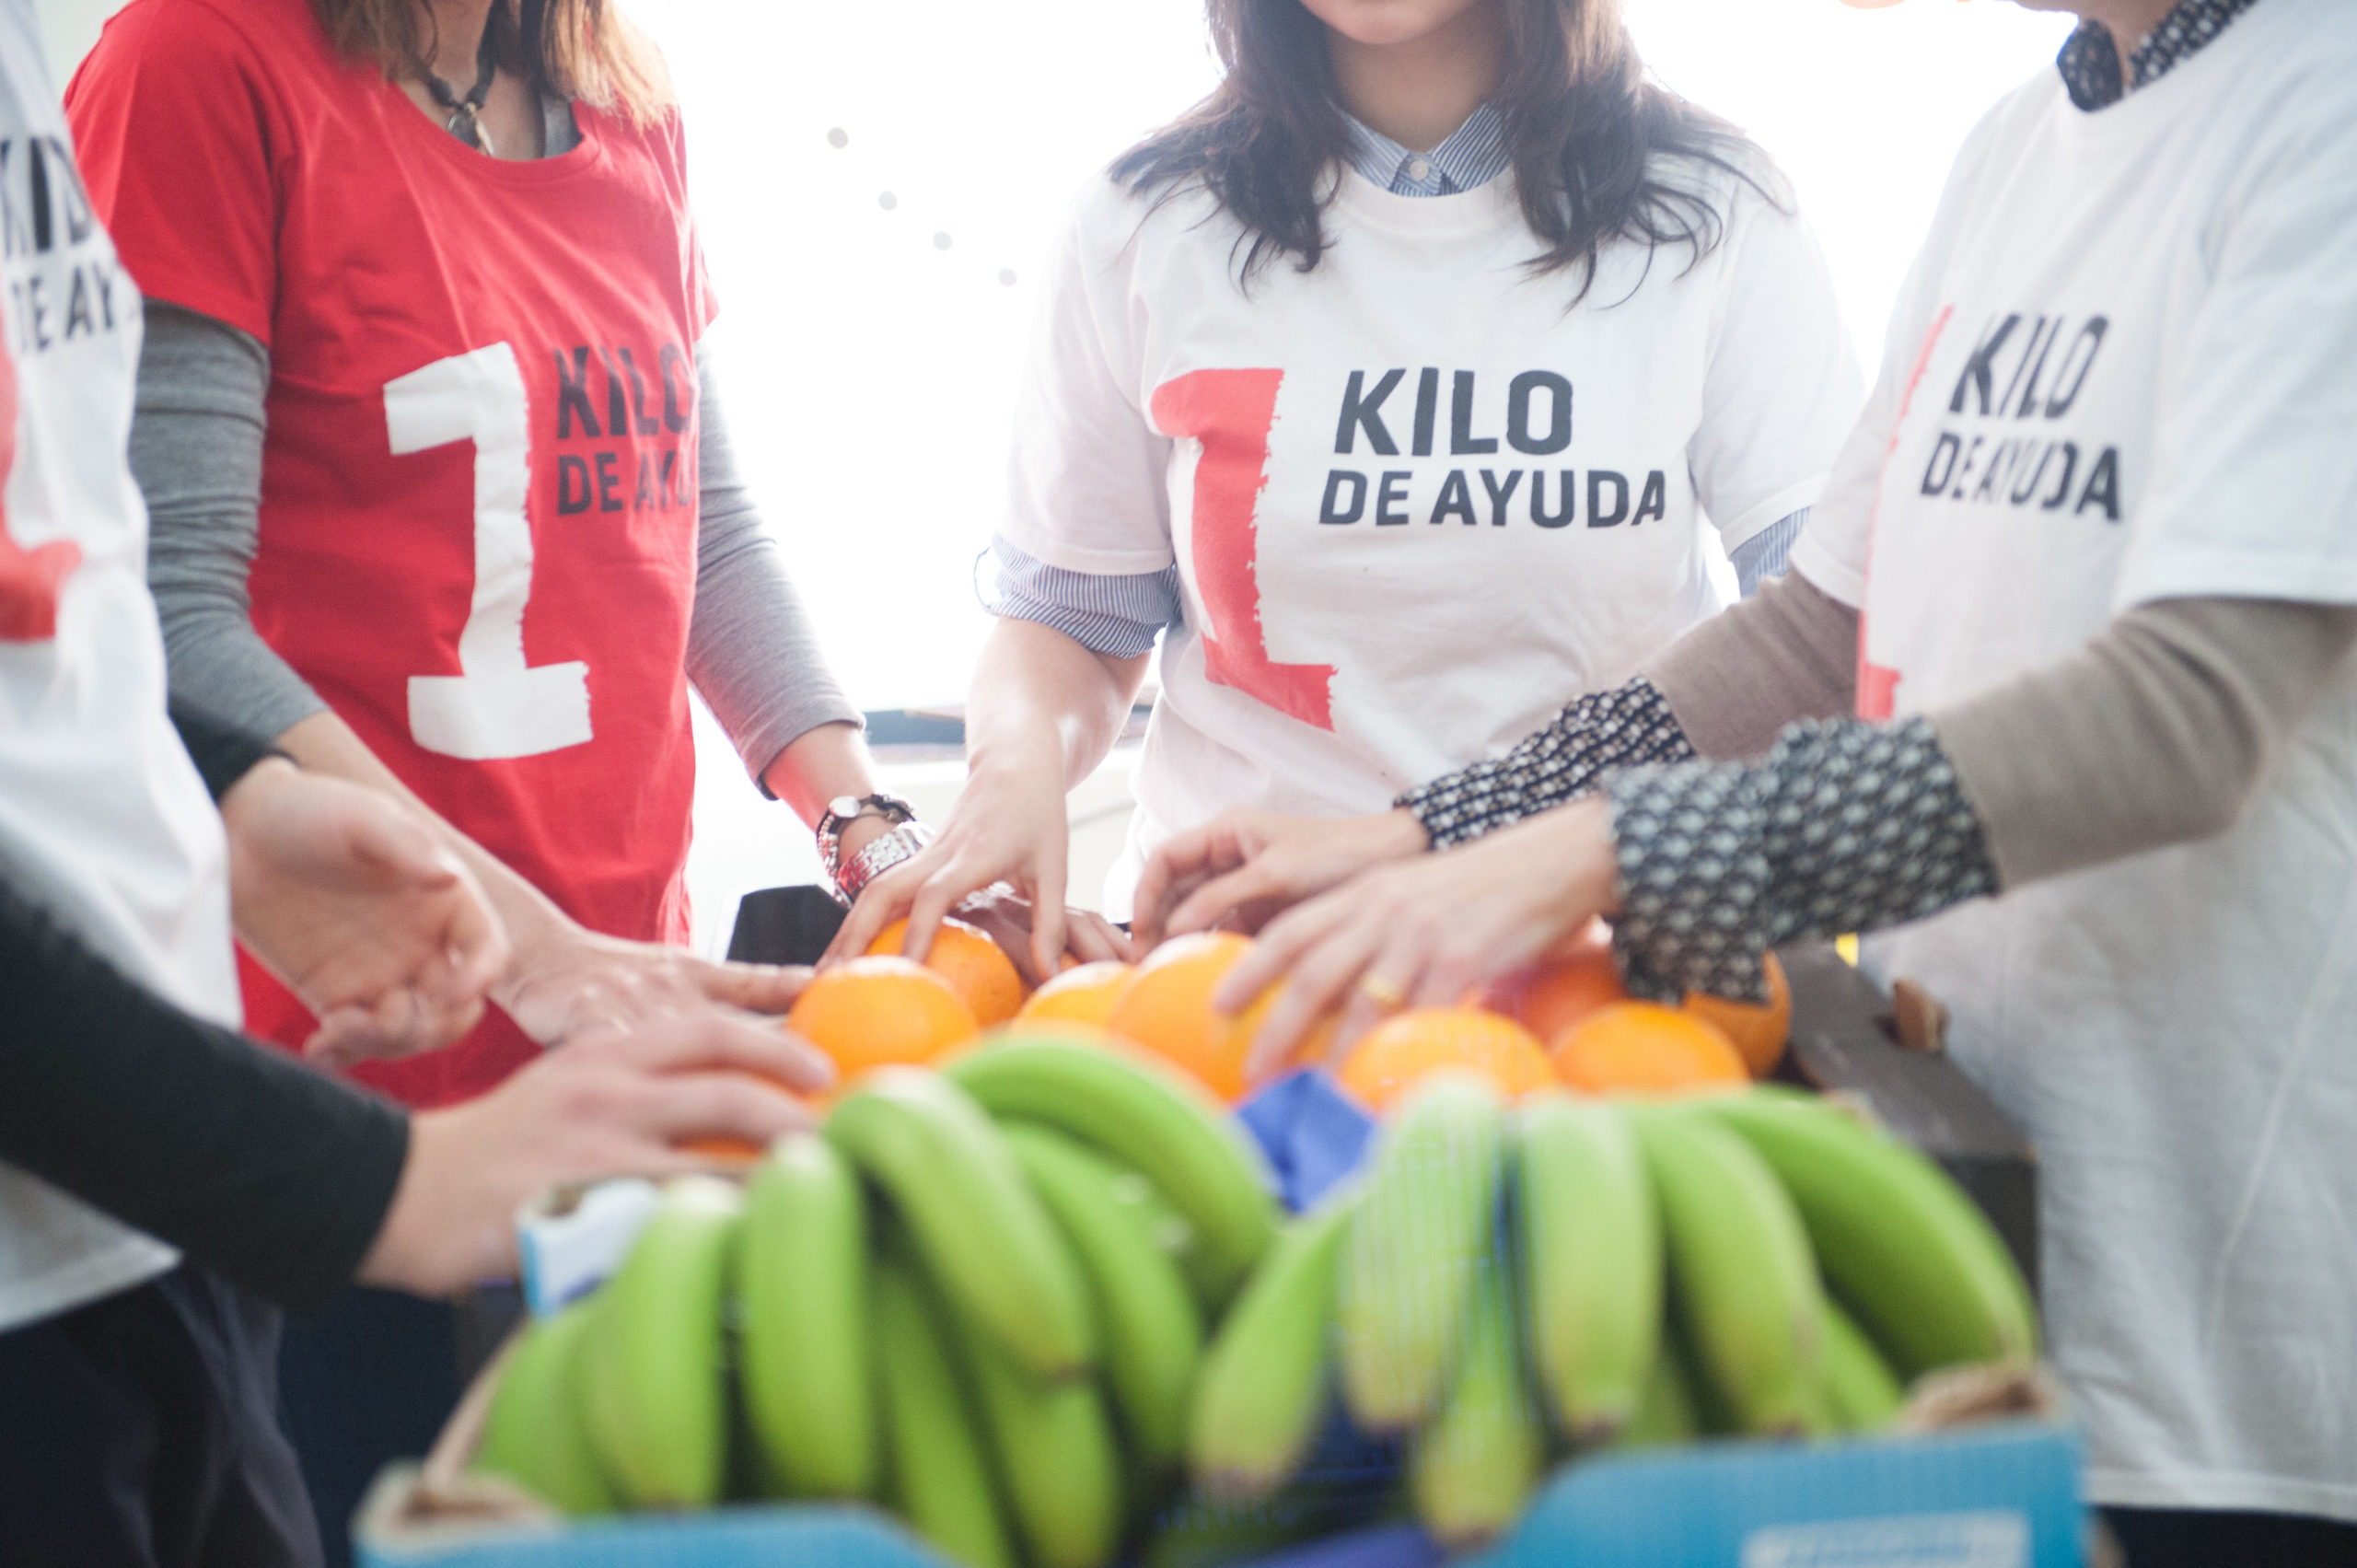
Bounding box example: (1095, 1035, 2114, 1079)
(69, 0, 714, 1107)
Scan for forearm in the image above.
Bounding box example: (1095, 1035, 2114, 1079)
(0, 877, 409, 1313)
(1642, 568, 1858, 760)
(1936, 598, 2357, 884)
(134, 304, 330, 739)
(967, 617, 1148, 792)
(1602, 597, 2357, 999)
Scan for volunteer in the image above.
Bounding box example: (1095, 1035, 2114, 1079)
(61, 0, 947, 1550)
(0, 0, 823, 1552)
(830, 0, 1864, 975)
(1190, 0, 2357, 1558)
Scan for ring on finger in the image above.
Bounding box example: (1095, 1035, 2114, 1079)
(1357, 973, 1409, 1014)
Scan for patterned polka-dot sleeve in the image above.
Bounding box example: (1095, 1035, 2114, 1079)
(1398, 678, 1696, 851)
(1604, 716, 1999, 1002)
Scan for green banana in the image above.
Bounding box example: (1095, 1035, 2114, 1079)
(1516, 1092, 1661, 1443)
(737, 1130, 877, 1498)
(1821, 1295, 1905, 1434)
(579, 1175, 739, 1507)
(1337, 1072, 1506, 1431)
(1698, 1091, 2037, 1377)
(874, 1252, 1019, 1568)
(1003, 1123, 1203, 1471)
(472, 1301, 614, 1515)
(946, 1039, 1278, 1307)
(1188, 1194, 1356, 1501)
(1407, 1251, 1542, 1550)
(827, 1067, 1096, 1379)
(1611, 1346, 1701, 1451)
(1633, 1107, 1824, 1437)
(944, 1283, 1125, 1568)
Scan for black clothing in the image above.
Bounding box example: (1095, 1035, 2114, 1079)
(0, 877, 408, 1315)
(0, 1265, 323, 1568)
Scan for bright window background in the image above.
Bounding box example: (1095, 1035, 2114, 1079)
(38, 0, 2078, 951)
(625, 0, 2074, 948)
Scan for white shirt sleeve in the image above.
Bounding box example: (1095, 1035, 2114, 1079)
(1686, 186, 1864, 552)
(2115, 133, 2357, 608)
(999, 178, 1178, 577)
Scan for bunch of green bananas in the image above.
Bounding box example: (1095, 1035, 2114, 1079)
(472, 1035, 1284, 1568)
(1186, 1074, 2039, 1551)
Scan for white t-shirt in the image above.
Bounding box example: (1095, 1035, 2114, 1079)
(1792, 0, 2357, 1520)
(1003, 161, 1861, 915)
(0, 0, 236, 1332)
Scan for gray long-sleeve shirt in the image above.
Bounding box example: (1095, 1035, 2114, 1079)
(133, 303, 859, 790)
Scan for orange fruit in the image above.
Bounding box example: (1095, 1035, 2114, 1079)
(1484, 919, 1626, 1041)
(867, 916, 1027, 1027)
(1681, 952, 1792, 1078)
(1551, 1002, 1748, 1097)
(1016, 960, 1135, 1028)
(1106, 933, 1337, 1102)
(787, 956, 980, 1078)
(1335, 1006, 1555, 1115)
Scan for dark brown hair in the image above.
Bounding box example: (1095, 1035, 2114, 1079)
(1113, 0, 1774, 298)
(312, 0, 673, 125)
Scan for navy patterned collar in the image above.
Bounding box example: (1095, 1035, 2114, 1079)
(1340, 101, 1510, 197)
(2056, 0, 2259, 111)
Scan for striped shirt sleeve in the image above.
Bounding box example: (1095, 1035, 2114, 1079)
(985, 535, 1182, 658)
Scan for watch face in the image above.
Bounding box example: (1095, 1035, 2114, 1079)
(829, 796, 865, 820)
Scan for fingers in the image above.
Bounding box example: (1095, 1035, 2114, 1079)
(1131, 831, 1219, 949)
(589, 1012, 838, 1095)
(824, 859, 925, 965)
(416, 858, 507, 1020)
(1164, 863, 1281, 942)
(1226, 895, 1365, 1077)
(340, 795, 464, 890)
(1063, 911, 1132, 965)
(685, 957, 814, 1016)
(1028, 879, 1071, 987)
(900, 867, 970, 968)
(628, 1069, 819, 1145)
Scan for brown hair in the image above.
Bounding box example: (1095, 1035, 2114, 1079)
(1113, 0, 1775, 299)
(312, 0, 674, 125)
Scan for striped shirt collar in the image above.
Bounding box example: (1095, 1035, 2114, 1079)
(1340, 100, 1510, 196)
(2055, 0, 2258, 111)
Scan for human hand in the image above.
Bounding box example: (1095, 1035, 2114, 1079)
(494, 925, 818, 1048)
(1130, 807, 1431, 949)
(825, 752, 1077, 980)
(946, 884, 1138, 986)
(356, 1013, 833, 1295)
(1213, 798, 1622, 1086)
(222, 761, 508, 1067)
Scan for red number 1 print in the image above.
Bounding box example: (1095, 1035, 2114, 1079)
(1150, 367, 1335, 731)
(0, 336, 79, 643)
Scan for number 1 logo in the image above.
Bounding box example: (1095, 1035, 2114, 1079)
(388, 343, 593, 760)
(1152, 367, 1335, 731)
(0, 331, 81, 643)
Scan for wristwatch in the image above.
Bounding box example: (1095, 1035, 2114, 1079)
(817, 793, 930, 905)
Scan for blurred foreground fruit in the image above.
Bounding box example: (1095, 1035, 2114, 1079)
(1108, 934, 1336, 1100)
(1552, 1002, 1748, 1096)
(1484, 920, 1625, 1041)
(580, 1176, 739, 1507)
(1338, 1073, 1506, 1430)
(789, 956, 979, 1076)
(1335, 1005, 1553, 1114)
(868, 916, 1028, 1026)
(1682, 951, 1792, 1078)
(1018, 960, 1134, 1028)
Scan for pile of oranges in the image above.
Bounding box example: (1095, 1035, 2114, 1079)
(764, 908, 1789, 1125)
